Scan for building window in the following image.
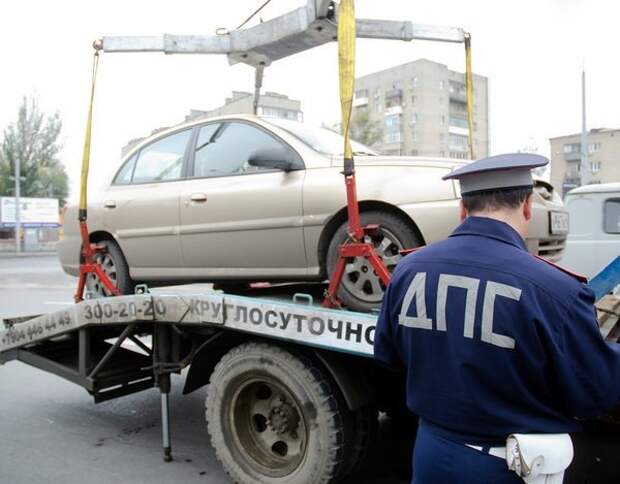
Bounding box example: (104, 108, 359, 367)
(355, 89, 368, 99)
(376, 103, 383, 112)
(411, 95, 416, 105)
(590, 161, 601, 173)
(384, 132, 401, 144)
(604, 199, 620, 234)
(384, 114, 401, 144)
(439, 133, 445, 142)
(589, 142, 601, 153)
(393, 81, 401, 89)
(411, 77, 418, 88)
(449, 116, 467, 128)
(440, 151, 445, 157)
(449, 80, 466, 96)
(411, 113, 418, 124)
(449, 100, 467, 113)
(563, 143, 580, 153)
(440, 115, 446, 127)
(439, 80, 444, 90)
(449, 133, 469, 150)
(411, 130, 417, 142)
(450, 151, 469, 160)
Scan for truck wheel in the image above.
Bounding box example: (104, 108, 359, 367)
(205, 342, 349, 484)
(327, 210, 421, 312)
(85, 239, 134, 297)
(344, 405, 378, 477)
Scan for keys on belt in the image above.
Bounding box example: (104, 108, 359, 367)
(466, 443, 506, 460)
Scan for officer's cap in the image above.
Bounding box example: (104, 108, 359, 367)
(442, 153, 549, 196)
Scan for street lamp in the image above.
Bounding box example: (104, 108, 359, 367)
(9, 161, 25, 253)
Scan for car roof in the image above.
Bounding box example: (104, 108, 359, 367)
(567, 182, 620, 195)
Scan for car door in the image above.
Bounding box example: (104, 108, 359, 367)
(103, 128, 192, 274)
(179, 120, 306, 276)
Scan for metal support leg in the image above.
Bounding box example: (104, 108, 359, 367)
(154, 325, 173, 462)
(160, 375, 172, 462)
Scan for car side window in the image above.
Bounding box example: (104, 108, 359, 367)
(132, 129, 191, 183)
(113, 153, 138, 185)
(603, 199, 620, 234)
(192, 122, 295, 178)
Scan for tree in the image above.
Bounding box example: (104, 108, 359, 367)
(0, 96, 68, 204)
(350, 109, 383, 147)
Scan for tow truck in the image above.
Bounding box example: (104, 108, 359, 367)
(1, 2, 619, 483)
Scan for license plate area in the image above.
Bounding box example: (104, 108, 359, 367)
(550, 211, 569, 235)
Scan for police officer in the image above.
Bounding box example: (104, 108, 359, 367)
(374, 153, 620, 483)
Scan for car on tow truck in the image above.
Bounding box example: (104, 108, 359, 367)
(59, 115, 568, 311)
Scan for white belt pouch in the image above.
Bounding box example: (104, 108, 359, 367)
(506, 433, 574, 484)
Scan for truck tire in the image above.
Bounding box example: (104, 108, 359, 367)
(339, 405, 378, 478)
(205, 342, 350, 484)
(85, 239, 134, 297)
(326, 210, 421, 312)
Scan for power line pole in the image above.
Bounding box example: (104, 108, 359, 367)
(14, 156, 21, 253)
(580, 67, 590, 186)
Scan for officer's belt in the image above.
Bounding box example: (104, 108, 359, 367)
(466, 443, 506, 459)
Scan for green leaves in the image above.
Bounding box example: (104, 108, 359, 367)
(0, 96, 68, 205)
(350, 109, 382, 148)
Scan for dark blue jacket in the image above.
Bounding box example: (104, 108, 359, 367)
(374, 216, 620, 444)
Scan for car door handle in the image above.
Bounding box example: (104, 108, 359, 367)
(104, 200, 116, 209)
(189, 193, 208, 203)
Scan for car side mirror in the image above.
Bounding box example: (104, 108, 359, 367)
(247, 148, 293, 172)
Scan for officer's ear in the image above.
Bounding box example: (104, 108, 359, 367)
(523, 193, 534, 221)
(459, 200, 468, 221)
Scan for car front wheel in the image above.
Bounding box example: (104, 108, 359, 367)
(326, 210, 421, 312)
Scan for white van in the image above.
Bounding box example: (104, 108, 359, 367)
(559, 183, 620, 279)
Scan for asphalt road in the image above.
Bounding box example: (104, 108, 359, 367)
(0, 255, 619, 483)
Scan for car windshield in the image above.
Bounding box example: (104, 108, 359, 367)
(264, 118, 377, 156)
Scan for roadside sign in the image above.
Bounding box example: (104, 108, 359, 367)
(0, 197, 60, 228)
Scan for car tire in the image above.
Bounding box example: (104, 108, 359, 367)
(205, 342, 351, 484)
(84, 239, 134, 297)
(326, 210, 421, 312)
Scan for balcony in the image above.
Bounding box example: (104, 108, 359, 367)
(564, 151, 581, 162)
(385, 88, 403, 102)
(384, 105, 403, 116)
(449, 125, 469, 136)
(353, 96, 368, 108)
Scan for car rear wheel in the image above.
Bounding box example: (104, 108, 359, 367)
(326, 210, 421, 312)
(84, 239, 134, 297)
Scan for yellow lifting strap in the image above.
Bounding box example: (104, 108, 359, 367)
(338, 0, 356, 164)
(464, 33, 475, 160)
(78, 51, 100, 220)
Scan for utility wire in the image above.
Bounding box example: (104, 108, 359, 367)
(236, 0, 274, 30)
(217, 0, 274, 35)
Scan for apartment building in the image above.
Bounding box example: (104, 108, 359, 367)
(186, 91, 303, 122)
(353, 58, 489, 159)
(550, 128, 620, 196)
(122, 91, 303, 157)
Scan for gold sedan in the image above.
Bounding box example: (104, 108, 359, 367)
(59, 115, 567, 311)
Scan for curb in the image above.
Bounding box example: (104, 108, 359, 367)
(0, 252, 57, 259)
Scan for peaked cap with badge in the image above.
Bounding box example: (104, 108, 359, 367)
(442, 153, 549, 195)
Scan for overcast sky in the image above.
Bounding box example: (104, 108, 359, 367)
(1, 0, 618, 199)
